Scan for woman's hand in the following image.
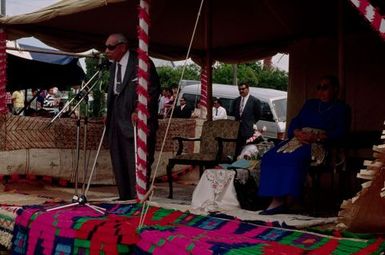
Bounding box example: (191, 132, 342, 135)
(294, 129, 314, 144)
(294, 129, 327, 143)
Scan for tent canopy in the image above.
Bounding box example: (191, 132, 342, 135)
(0, 0, 381, 64)
(1, 0, 385, 133)
(6, 42, 85, 91)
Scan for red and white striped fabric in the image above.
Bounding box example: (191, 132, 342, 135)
(136, 0, 151, 200)
(199, 65, 208, 110)
(350, 0, 385, 40)
(0, 29, 7, 114)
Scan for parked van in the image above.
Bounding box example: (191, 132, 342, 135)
(179, 83, 287, 139)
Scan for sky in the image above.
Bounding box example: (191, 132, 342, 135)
(5, 0, 289, 72)
(6, 0, 58, 48)
(7, 0, 57, 16)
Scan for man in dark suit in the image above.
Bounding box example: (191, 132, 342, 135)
(172, 96, 193, 118)
(232, 82, 261, 156)
(105, 33, 161, 200)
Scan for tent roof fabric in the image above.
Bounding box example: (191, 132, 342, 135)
(8, 43, 79, 65)
(6, 41, 85, 90)
(0, 0, 376, 63)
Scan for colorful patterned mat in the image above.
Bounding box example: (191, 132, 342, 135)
(7, 203, 385, 254)
(0, 205, 20, 249)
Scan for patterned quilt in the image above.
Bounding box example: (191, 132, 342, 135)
(5, 203, 385, 254)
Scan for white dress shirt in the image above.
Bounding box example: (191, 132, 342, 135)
(239, 94, 250, 115)
(213, 106, 227, 120)
(114, 50, 129, 94)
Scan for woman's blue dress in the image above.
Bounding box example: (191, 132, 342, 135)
(258, 99, 349, 198)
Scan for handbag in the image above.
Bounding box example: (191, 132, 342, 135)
(232, 168, 260, 211)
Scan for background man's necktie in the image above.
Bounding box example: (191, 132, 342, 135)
(240, 97, 245, 115)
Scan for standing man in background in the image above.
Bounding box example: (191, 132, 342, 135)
(105, 33, 161, 200)
(232, 82, 261, 156)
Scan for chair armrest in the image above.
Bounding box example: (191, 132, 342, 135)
(172, 136, 201, 142)
(173, 136, 201, 155)
(215, 137, 238, 161)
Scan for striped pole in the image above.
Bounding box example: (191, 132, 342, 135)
(0, 29, 6, 115)
(199, 65, 208, 111)
(349, 0, 385, 40)
(136, 0, 151, 200)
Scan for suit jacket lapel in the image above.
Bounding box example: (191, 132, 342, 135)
(120, 52, 137, 93)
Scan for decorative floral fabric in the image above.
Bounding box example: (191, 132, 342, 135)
(191, 169, 240, 212)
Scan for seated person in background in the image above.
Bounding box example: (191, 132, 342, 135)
(212, 97, 227, 120)
(161, 88, 174, 118)
(6, 91, 13, 113)
(25, 89, 44, 116)
(43, 87, 61, 114)
(191, 101, 208, 119)
(258, 75, 350, 215)
(11, 89, 25, 115)
(172, 96, 193, 118)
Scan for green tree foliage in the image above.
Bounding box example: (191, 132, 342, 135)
(212, 62, 288, 91)
(156, 64, 200, 88)
(157, 61, 288, 91)
(84, 57, 111, 117)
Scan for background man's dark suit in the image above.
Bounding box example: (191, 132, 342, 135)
(172, 104, 193, 118)
(232, 95, 261, 156)
(106, 50, 160, 200)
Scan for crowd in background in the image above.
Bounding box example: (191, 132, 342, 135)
(158, 85, 227, 120)
(7, 87, 63, 117)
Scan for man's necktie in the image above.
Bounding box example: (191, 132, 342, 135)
(115, 63, 122, 94)
(240, 97, 245, 115)
(215, 108, 218, 116)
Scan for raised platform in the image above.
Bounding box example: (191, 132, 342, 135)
(0, 183, 384, 254)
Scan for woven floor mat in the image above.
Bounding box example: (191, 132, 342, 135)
(7, 203, 385, 255)
(147, 199, 337, 229)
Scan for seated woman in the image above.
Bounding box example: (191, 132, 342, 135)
(258, 75, 350, 215)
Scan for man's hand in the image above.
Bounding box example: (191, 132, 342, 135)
(131, 112, 138, 124)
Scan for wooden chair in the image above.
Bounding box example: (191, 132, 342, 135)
(307, 145, 347, 215)
(307, 106, 352, 215)
(166, 119, 239, 198)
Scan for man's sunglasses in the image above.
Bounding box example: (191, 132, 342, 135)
(105, 42, 125, 50)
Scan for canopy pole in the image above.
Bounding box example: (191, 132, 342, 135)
(338, 0, 345, 101)
(136, 0, 150, 203)
(0, 29, 7, 115)
(204, 0, 213, 120)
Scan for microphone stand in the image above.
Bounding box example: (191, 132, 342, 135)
(47, 66, 107, 214)
(48, 71, 101, 126)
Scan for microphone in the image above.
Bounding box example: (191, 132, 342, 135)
(97, 55, 111, 70)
